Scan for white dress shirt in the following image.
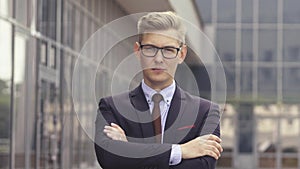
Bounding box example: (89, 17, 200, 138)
(141, 80, 182, 165)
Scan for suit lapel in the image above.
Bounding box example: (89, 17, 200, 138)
(130, 84, 156, 143)
(163, 86, 187, 143)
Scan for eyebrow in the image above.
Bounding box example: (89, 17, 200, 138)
(140, 43, 180, 48)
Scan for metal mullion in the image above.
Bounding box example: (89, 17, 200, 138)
(253, 0, 259, 101)
(253, 0, 259, 167)
(9, 0, 16, 168)
(276, 0, 283, 168)
(56, 0, 63, 168)
(236, 0, 241, 100)
(298, 104, 300, 169)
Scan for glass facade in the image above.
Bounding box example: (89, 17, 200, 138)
(1, 0, 300, 169)
(194, 0, 300, 168)
(0, 0, 128, 168)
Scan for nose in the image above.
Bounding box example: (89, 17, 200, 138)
(154, 49, 164, 63)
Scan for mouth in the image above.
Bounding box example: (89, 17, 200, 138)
(150, 68, 165, 73)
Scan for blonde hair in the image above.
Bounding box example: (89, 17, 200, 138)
(137, 11, 186, 43)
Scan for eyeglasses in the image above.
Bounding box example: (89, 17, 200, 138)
(139, 43, 182, 59)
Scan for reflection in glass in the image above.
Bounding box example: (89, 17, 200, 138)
(194, 0, 211, 23)
(240, 65, 252, 95)
(217, 0, 236, 23)
(223, 64, 235, 93)
(283, 0, 300, 23)
(283, 29, 300, 62)
(259, 0, 277, 23)
(257, 118, 277, 168)
(241, 29, 253, 61)
(15, 0, 27, 25)
(241, 0, 253, 23)
(258, 30, 277, 62)
(0, 4, 11, 167)
(49, 46, 56, 68)
(283, 67, 300, 101)
(280, 115, 299, 168)
(258, 67, 277, 98)
(13, 31, 27, 167)
(216, 29, 236, 62)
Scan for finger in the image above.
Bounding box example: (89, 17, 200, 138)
(207, 134, 222, 143)
(105, 125, 120, 133)
(204, 149, 219, 160)
(209, 140, 223, 153)
(111, 123, 125, 133)
(207, 146, 221, 159)
(104, 129, 119, 137)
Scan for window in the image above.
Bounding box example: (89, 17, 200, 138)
(241, 29, 253, 61)
(194, 0, 212, 23)
(241, 0, 253, 23)
(217, 0, 236, 23)
(283, 0, 300, 23)
(259, 0, 277, 23)
(283, 29, 300, 62)
(216, 29, 236, 62)
(258, 30, 277, 62)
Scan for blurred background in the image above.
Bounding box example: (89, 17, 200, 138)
(1, 0, 300, 169)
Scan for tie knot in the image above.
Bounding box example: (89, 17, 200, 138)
(152, 93, 163, 103)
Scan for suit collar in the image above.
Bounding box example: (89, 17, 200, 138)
(129, 84, 149, 111)
(129, 83, 188, 143)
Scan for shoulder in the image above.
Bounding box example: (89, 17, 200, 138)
(179, 88, 219, 111)
(98, 91, 130, 106)
(98, 85, 141, 106)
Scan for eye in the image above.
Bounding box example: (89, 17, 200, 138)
(142, 45, 156, 51)
(163, 47, 177, 53)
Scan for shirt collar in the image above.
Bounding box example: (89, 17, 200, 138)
(141, 79, 176, 105)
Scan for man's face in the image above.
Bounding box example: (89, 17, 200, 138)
(134, 30, 187, 90)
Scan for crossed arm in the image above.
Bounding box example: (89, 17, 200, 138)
(104, 123, 223, 162)
(95, 98, 223, 169)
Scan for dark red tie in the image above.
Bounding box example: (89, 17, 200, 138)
(152, 93, 163, 143)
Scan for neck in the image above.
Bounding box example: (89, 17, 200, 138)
(143, 79, 173, 91)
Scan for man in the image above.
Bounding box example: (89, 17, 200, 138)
(95, 11, 223, 169)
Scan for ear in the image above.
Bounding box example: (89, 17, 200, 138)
(134, 42, 141, 59)
(178, 44, 187, 64)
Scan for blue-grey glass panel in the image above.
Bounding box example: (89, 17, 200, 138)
(258, 67, 277, 97)
(283, 29, 300, 62)
(258, 30, 277, 62)
(283, 67, 300, 101)
(283, 0, 300, 23)
(223, 63, 235, 93)
(240, 65, 253, 95)
(194, 0, 212, 23)
(64, 2, 75, 48)
(241, 0, 253, 23)
(216, 29, 236, 62)
(0, 76, 11, 138)
(237, 103, 254, 153)
(259, 0, 277, 23)
(15, 0, 28, 25)
(217, 0, 236, 23)
(241, 29, 253, 61)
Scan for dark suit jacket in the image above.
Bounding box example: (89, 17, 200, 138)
(94, 84, 221, 169)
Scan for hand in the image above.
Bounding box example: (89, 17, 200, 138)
(103, 123, 128, 142)
(180, 134, 223, 160)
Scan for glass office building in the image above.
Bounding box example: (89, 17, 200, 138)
(1, 0, 300, 169)
(0, 0, 129, 168)
(195, 0, 300, 168)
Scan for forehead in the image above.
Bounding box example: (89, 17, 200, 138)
(141, 30, 180, 46)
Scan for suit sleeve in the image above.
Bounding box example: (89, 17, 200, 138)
(94, 98, 172, 169)
(170, 103, 221, 169)
(170, 125, 220, 169)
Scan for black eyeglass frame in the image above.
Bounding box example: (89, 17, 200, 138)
(138, 42, 183, 59)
